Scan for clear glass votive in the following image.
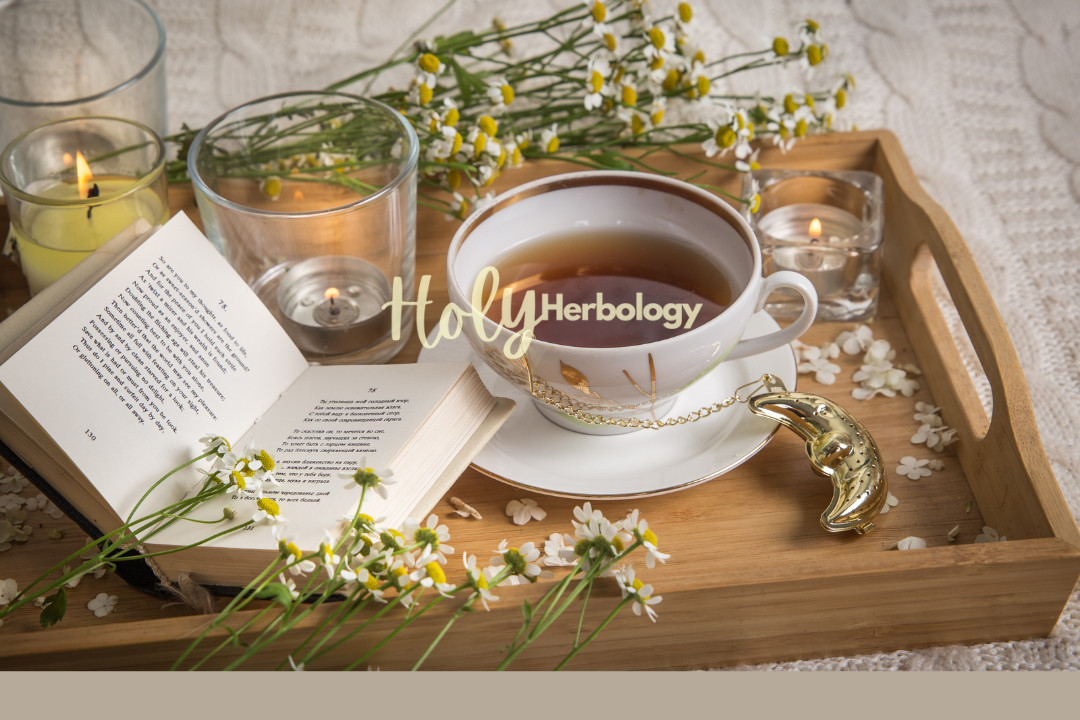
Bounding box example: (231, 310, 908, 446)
(0, 116, 169, 295)
(0, 0, 167, 157)
(744, 169, 884, 322)
(188, 92, 419, 364)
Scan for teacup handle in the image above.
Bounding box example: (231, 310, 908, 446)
(727, 271, 818, 360)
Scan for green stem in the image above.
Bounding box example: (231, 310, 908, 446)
(554, 596, 632, 671)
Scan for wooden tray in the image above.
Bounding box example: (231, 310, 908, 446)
(1, 131, 1078, 670)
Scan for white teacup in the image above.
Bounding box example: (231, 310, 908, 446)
(447, 171, 817, 435)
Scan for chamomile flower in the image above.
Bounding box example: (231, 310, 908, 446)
(702, 119, 737, 158)
(582, 1, 607, 30)
(464, 552, 499, 609)
(486, 76, 515, 115)
(543, 532, 577, 567)
(273, 525, 316, 576)
(621, 510, 670, 569)
(320, 530, 342, 574)
(649, 97, 667, 126)
(199, 434, 230, 457)
(540, 124, 560, 154)
(644, 23, 675, 65)
(403, 514, 454, 562)
(489, 540, 546, 582)
(614, 565, 662, 621)
(735, 147, 761, 173)
(572, 502, 604, 529)
(252, 497, 286, 525)
(415, 52, 445, 88)
(339, 559, 372, 589)
(583, 57, 612, 110)
(340, 458, 395, 499)
(277, 574, 300, 601)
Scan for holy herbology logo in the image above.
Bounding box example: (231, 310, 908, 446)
(380, 267, 706, 359)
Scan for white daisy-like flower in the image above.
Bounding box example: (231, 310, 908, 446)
(87, 592, 118, 617)
(486, 76, 515, 115)
(483, 563, 522, 587)
(895, 456, 931, 480)
(702, 117, 738, 158)
(278, 573, 300, 601)
(340, 458, 395, 500)
(273, 526, 316, 576)
(252, 497, 286, 525)
(581, 1, 608, 30)
(543, 532, 577, 567)
(621, 510, 669, 568)
(975, 526, 1007, 543)
(506, 498, 547, 525)
(797, 346, 841, 385)
(892, 536, 927, 551)
(643, 22, 675, 64)
(199, 433, 230, 457)
(836, 325, 874, 355)
(613, 565, 663, 622)
(583, 57, 612, 110)
(879, 491, 899, 514)
(415, 52, 445, 89)
(489, 540, 548, 581)
(403, 513, 454, 563)
(735, 147, 761, 173)
(0, 577, 17, 606)
(409, 553, 454, 596)
(540, 124, 560, 154)
(464, 552, 499, 610)
(572, 502, 604, 528)
(320, 530, 342, 574)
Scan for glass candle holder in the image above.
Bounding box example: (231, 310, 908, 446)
(0, 116, 168, 295)
(744, 169, 884, 322)
(0, 0, 167, 158)
(188, 91, 419, 365)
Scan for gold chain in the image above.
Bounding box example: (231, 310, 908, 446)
(527, 372, 784, 430)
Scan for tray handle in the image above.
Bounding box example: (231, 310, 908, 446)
(871, 130, 1079, 546)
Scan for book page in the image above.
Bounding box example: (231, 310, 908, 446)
(0, 212, 309, 517)
(151, 363, 469, 553)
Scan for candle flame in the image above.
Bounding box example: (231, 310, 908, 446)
(62, 152, 73, 165)
(75, 151, 94, 199)
(325, 287, 340, 300)
(293, 190, 304, 201)
(809, 217, 822, 239)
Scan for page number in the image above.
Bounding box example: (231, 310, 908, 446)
(368, 387, 377, 393)
(85, 429, 97, 441)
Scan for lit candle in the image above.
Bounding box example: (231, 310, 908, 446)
(276, 256, 394, 356)
(757, 203, 866, 301)
(10, 150, 166, 294)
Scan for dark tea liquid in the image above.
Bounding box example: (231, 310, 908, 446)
(485, 230, 732, 348)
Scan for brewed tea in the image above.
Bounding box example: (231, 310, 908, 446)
(486, 230, 732, 348)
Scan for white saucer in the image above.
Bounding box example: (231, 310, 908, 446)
(417, 312, 798, 499)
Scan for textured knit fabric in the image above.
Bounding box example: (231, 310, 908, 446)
(147, 0, 1080, 670)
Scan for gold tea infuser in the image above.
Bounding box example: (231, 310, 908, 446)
(528, 371, 887, 535)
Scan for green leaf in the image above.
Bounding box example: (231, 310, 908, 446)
(255, 583, 296, 606)
(588, 152, 634, 170)
(38, 588, 67, 628)
(435, 30, 480, 52)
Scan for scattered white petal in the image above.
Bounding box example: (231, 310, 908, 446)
(505, 498, 546, 525)
(87, 592, 118, 617)
(449, 496, 481, 519)
(975, 526, 1006, 543)
(836, 325, 874, 355)
(948, 525, 960, 542)
(928, 459, 945, 471)
(895, 456, 932, 480)
(891, 536, 927, 551)
(879, 491, 900, 514)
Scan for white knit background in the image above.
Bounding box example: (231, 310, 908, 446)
(146, 0, 1080, 670)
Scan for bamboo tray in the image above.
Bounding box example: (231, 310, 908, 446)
(1, 131, 1077, 670)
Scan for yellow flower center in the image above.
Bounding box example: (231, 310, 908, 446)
(473, 132, 487, 158)
(649, 27, 665, 49)
(448, 168, 461, 190)
(450, 131, 463, 155)
(693, 49, 705, 64)
(613, 536, 625, 552)
(500, 84, 515, 106)
(651, 107, 665, 125)
(806, 18, 820, 32)
(418, 53, 441, 73)
(696, 75, 710, 97)
(632, 578, 644, 591)
(779, 124, 789, 140)
(643, 528, 658, 546)
(835, 89, 846, 109)
(662, 69, 681, 92)
(429, 116, 440, 133)
(257, 450, 275, 473)
(476, 572, 489, 590)
(621, 85, 638, 106)
(631, 114, 644, 135)
(518, 136, 530, 150)
(591, 1, 606, 23)
(805, 94, 815, 109)
(795, 118, 808, 137)
(546, 135, 560, 153)
(479, 115, 498, 137)
(773, 37, 789, 56)
(678, 2, 693, 22)
(650, 56, 665, 71)
(749, 193, 762, 213)
(364, 575, 380, 591)
(512, 145, 522, 165)
(716, 126, 736, 148)
(589, 70, 604, 94)
(257, 498, 280, 517)
(783, 93, 798, 114)
(750, 160, 761, 170)
(445, 107, 460, 126)
(604, 33, 617, 51)
(425, 561, 446, 585)
(418, 83, 433, 105)
(497, 145, 507, 169)
(807, 45, 823, 66)
(230, 471, 246, 490)
(261, 177, 281, 199)
(287, 542, 301, 561)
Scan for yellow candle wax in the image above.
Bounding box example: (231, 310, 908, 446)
(12, 176, 166, 295)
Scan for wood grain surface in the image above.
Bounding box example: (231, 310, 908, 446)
(1, 131, 1077, 670)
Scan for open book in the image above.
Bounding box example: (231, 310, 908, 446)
(0, 213, 513, 587)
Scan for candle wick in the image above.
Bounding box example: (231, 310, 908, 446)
(328, 297, 340, 316)
(86, 183, 100, 219)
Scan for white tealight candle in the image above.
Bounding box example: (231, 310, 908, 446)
(757, 203, 865, 299)
(277, 256, 393, 356)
